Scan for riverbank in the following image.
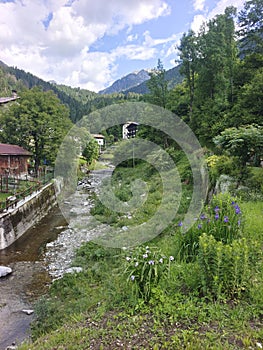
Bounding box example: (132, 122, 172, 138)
(0, 182, 58, 250)
(0, 206, 67, 350)
(0, 159, 113, 350)
(16, 156, 263, 349)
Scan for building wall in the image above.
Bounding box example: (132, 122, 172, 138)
(0, 182, 58, 250)
(0, 155, 29, 176)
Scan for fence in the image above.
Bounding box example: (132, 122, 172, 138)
(0, 171, 54, 213)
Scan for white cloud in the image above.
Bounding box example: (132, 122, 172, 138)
(208, 0, 245, 19)
(190, 0, 245, 33)
(193, 0, 205, 11)
(0, 0, 170, 91)
(191, 14, 206, 32)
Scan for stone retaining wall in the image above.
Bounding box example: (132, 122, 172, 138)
(0, 182, 57, 250)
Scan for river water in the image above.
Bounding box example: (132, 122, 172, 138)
(0, 168, 112, 350)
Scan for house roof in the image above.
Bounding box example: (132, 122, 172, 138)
(92, 134, 105, 139)
(0, 96, 20, 104)
(0, 143, 31, 156)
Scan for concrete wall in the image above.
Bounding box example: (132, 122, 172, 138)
(0, 182, 57, 250)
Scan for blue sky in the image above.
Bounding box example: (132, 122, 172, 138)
(0, 0, 245, 92)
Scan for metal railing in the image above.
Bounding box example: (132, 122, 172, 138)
(0, 172, 54, 213)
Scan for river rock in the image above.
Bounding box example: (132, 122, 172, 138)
(0, 266, 12, 277)
(64, 267, 83, 274)
(22, 309, 34, 315)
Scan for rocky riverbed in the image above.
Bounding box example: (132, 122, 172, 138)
(0, 166, 112, 350)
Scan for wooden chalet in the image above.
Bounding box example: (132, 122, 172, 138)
(0, 143, 31, 176)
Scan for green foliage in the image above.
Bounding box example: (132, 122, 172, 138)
(124, 245, 174, 302)
(146, 59, 169, 108)
(82, 138, 99, 165)
(0, 87, 72, 173)
(177, 193, 243, 261)
(198, 233, 250, 299)
(206, 154, 238, 185)
(238, 0, 263, 55)
(213, 124, 263, 169)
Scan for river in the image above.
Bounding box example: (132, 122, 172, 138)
(0, 168, 112, 350)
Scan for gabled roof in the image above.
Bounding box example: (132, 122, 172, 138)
(92, 134, 105, 139)
(0, 96, 20, 104)
(0, 143, 31, 156)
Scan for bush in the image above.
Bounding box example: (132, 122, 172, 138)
(198, 233, 250, 299)
(124, 245, 174, 302)
(176, 193, 243, 262)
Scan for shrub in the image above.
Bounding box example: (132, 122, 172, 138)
(124, 245, 174, 302)
(198, 233, 250, 299)
(176, 193, 243, 262)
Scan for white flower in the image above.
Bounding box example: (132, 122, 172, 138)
(169, 256, 174, 261)
(135, 262, 139, 267)
(126, 257, 131, 261)
(159, 258, 163, 263)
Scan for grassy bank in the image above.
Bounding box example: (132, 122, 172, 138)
(19, 161, 263, 349)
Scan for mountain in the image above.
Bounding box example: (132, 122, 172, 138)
(99, 69, 150, 95)
(100, 65, 183, 95)
(0, 62, 97, 122)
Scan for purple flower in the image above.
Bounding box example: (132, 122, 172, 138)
(200, 213, 206, 220)
(198, 224, 202, 229)
(214, 206, 220, 213)
(148, 260, 155, 265)
(178, 221, 183, 227)
(231, 201, 235, 206)
(238, 220, 241, 227)
(224, 216, 229, 223)
(215, 213, 219, 220)
(130, 275, 135, 281)
(235, 205, 241, 214)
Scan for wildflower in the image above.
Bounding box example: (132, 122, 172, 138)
(235, 205, 241, 214)
(134, 262, 139, 267)
(215, 213, 219, 220)
(198, 224, 202, 229)
(238, 220, 241, 227)
(207, 219, 211, 224)
(224, 216, 229, 223)
(169, 256, 174, 261)
(178, 221, 183, 227)
(214, 206, 220, 213)
(143, 253, 148, 258)
(126, 257, 131, 261)
(148, 260, 154, 265)
(159, 258, 163, 263)
(130, 275, 135, 281)
(200, 214, 206, 220)
(231, 201, 235, 205)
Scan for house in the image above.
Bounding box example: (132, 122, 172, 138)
(92, 134, 105, 153)
(122, 121, 139, 139)
(0, 90, 20, 105)
(0, 143, 31, 176)
(92, 134, 105, 146)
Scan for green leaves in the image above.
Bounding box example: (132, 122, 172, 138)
(124, 245, 174, 302)
(0, 87, 72, 173)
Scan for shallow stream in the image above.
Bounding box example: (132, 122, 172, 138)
(0, 168, 112, 350)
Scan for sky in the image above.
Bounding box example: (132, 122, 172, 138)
(0, 0, 245, 92)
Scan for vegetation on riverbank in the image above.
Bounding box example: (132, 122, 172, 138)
(18, 144, 263, 349)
